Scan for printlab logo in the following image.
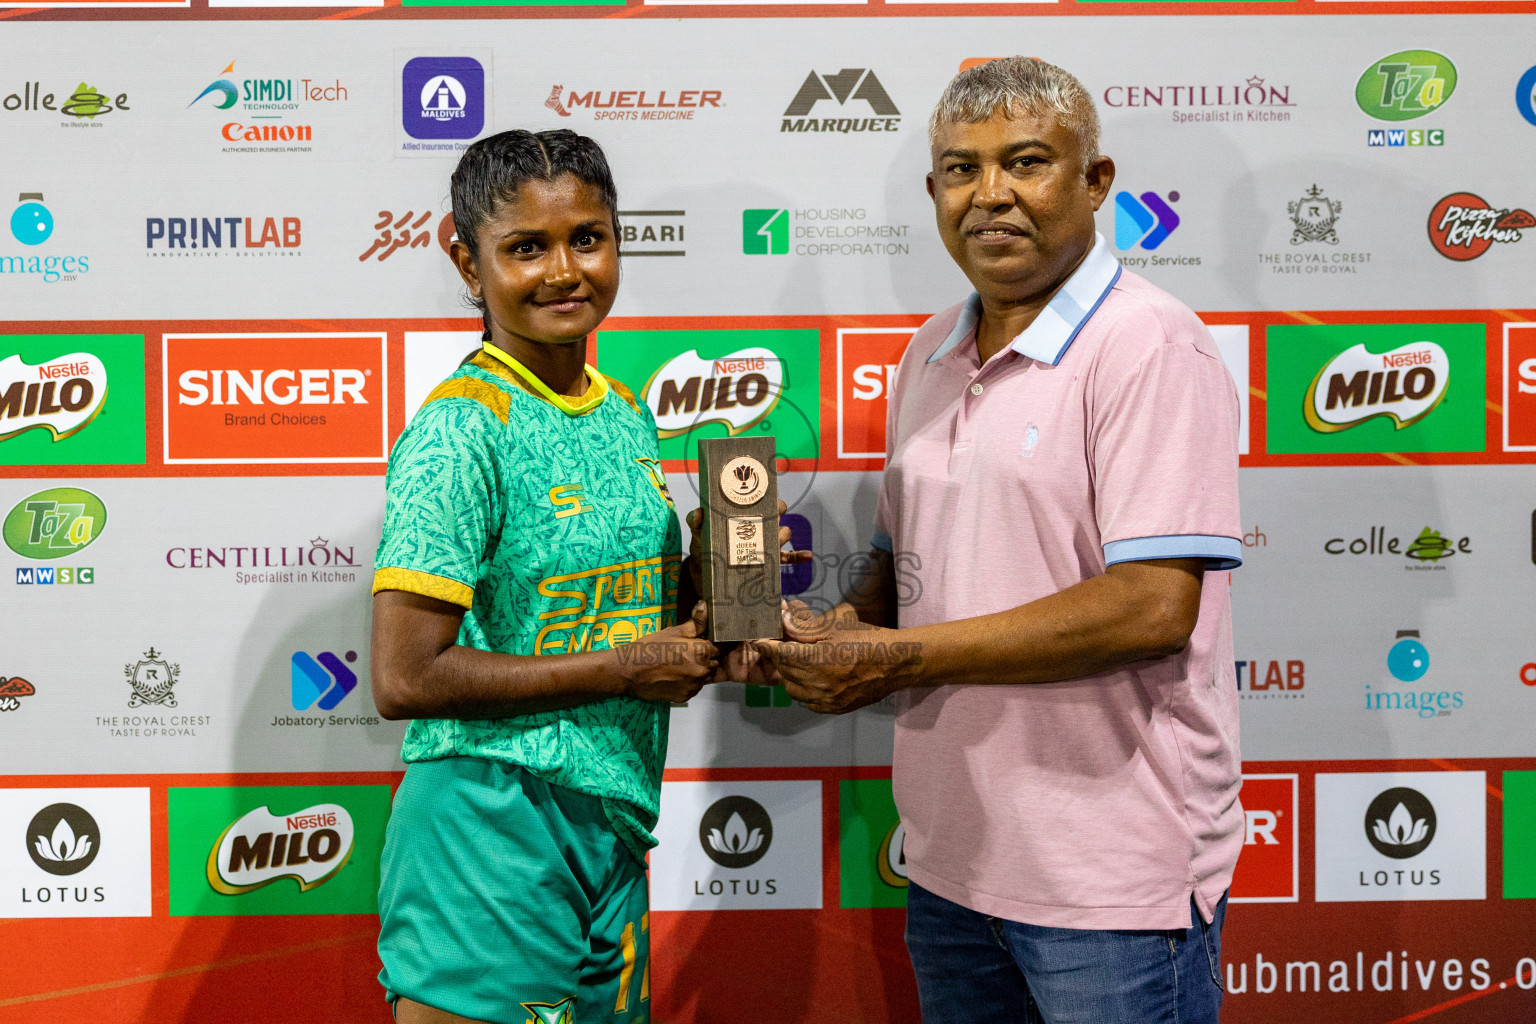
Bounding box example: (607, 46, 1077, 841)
(291, 651, 358, 711)
(1235, 659, 1305, 700)
(699, 795, 773, 868)
(145, 216, 302, 257)
(544, 83, 722, 123)
(781, 69, 900, 133)
(401, 57, 484, 141)
(1, 81, 130, 124)
(3, 193, 90, 284)
(1519, 65, 1536, 127)
(1426, 193, 1532, 261)
(208, 802, 355, 894)
(1365, 787, 1436, 859)
(359, 209, 452, 262)
(27, 803, 100, 876)
(0, 675, 36, 712)
(124, 647, 179, 708)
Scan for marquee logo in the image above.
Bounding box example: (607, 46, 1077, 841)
(1303, 341, 1449, 432)
(402, 57, 484, 141)
(0, 675, 35, 712)
(1365, 787, 1436, 859)
(4, 487, 106, 559)
(1114, 190, 1180, 251)
(163, 333, 388, 464)
(291, 650, 357, 711)
(0, 354, 106, 443)
(1427, 193, 1532, 261)
(27, 803, 100, 876)
(207, 803, 354, 894)
(699, 796, 773, 868)
(781, 68, 900, 133)
(1356, 50, 1457, 121)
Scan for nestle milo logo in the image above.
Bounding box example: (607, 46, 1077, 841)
(1304, 341, 1449, 433)
(4, 487, 106, 559)
(641, 348, 784, 439)
(207, 802, 354, 895)
(1356, 51, 1456, 122)
(0, 351, 107, 443)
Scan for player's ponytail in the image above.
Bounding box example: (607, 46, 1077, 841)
(449, 129, 622, 341)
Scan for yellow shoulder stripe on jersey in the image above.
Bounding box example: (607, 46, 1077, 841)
(479, 342, 607, 416)
(604, 375, 644, 416)
(372, 567, 474, 609)
(422, 375, 511, 425)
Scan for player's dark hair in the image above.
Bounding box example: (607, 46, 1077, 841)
(450, 129, 621, 341)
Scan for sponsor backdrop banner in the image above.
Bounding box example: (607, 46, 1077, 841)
(2, 7, 1535, 1024)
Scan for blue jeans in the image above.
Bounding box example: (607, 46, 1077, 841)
(905, 882, 1227, 1024)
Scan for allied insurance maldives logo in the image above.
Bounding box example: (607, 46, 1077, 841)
(161, 333, 387, 464)
(1266, 323, 1485, 454)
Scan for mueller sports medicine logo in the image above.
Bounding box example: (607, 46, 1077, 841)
(545, 84, 721, 123)
(699, 796, 773, 869)
(145, 216, 301, 257)
(1427, 193, 1531, 261)
(1303, 341, 1449, 433)
(163, 333, 387, 464)
(0, 353, 106, 443)
(1102, 76, 1295, 124)
(4, 193, 89, 284)
(402, 57, 484, 142)
(207, 802, 354, 894)
(642, 349, 783, 439)
(781, 69, 900, 133)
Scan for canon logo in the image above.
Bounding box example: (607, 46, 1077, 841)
(177, 369, 368, 406)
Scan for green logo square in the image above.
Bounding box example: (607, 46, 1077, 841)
(168, 784, 391, 916)
(1503, 771, 1536, 899)
(742, 209, 789, 255)
(1264, 323, 1485, 454)
(596, 328, 820, 461)
(1, 334, 145, 465)
(839, 779, 908, 908)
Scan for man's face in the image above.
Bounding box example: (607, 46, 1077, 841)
(927, 107, 1113, 303)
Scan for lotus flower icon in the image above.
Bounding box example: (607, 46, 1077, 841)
(1371, 802, 1429, 848)
(36, 816, 92, 864)
(26, 803, 101, 875)
(708, 811, 764, 856)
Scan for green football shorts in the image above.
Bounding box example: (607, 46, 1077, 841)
(378, 757, 652, 1024)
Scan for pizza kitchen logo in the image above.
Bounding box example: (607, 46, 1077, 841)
(1303, 341, 1448, 433)
(545, 84, 722, 123)
(642, 349, 783, 439)
(207, 802, 354, 895)
(1426, 193, 1532, 261)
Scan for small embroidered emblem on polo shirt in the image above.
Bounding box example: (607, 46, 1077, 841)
(1020, 423, 1040, 458)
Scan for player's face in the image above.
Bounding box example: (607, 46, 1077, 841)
(452, 174, 620, 349)
(926, 108, 1113, 304)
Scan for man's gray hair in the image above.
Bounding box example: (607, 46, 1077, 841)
(929, 57, 1101, 169)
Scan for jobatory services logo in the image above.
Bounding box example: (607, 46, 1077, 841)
(1235, 658, 1304, 699)
(1315, 771, 1485, 902)
(1, 80, 130, 127)
(839, 779, 909, 909)
(0, 675, 36, 712)
(168, 785, 389, 916)
(1519, 65, 1536, 127)
(3, 192, 90, 284)
(124, 646, 180, 709)
(742, 207, 911, 258)
(0, 788, 151, 917)
(1426, 193, 1532, 261)
(1358, 50, 1455, 148)
(1112, 190, 1200, 270)
(836, 327, 915, 460)
(401, 57, 484, 146)
(544, 83, 722, 123)
(290, 650, 357, 711)
(1322, 525, 1471, 569)
(190, 60, 344, 153)
(1101, 75, 1295, 124)
(699, 795, 773, 869)
(1230, 775, 1299, 903)
(620, 210, 685, 257)
(1265, 323, 1485, 454)
(145, 215, 302, 257)
(0, 334, 145, 466)
(1505, 323, 1536, 451)
(1258, 185, 1373, 276)
(359, 208, 452, 262)
(162, 333, 388, 464)
(781, 69, 900, 133)
(1365, 629, 1463, 719)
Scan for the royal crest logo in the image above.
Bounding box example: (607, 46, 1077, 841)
(1427, 193, 1532, 261)
(1288, 185, 1341, 245)
(1303, 341, 1450, 433)
(124, 647, 180, 708)
(207, 803, 355, 895)
(641, 348, 783, 439)
(0, 352, 108, 443)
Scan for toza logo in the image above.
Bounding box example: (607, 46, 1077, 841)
(0, 675, 36, 712)
(291, 651, 358, 711)
(4, 488, 106, 559)
(1114, 190, 1180, 251)
(1356, 50, 1457, 122)
(642, 348, 783, 439)
(1365, 787, 1437, 859)
(1302, 341, 1449, 433)
(0, 353, 106, 442)
(1427, 193, 1532, 261)
(699, 795, 773, 868)
(781, 68, 900, 133)
(27, 803, 101, 876)
(125, 647, 180, 709)
(207, 802, 355, 894)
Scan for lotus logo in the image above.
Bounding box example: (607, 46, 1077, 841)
(642, 348, 783, 439)
(699, 795, 773, 868)
(208, 802, 355, 894)
(26, 803, 101, 875)
(1303, 341, 1449, 433)
(0, 353, 109, 444)
(1364, 787, 1437, 859)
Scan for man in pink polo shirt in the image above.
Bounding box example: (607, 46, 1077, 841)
(756, 57, 1242, 1023)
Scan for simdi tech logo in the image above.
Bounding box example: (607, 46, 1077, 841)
(0, 334, 146, 466)
(0, 788, 152, 918)
(4, 192, 89, 284)
(781, 69, 900, 133)
(188, 60, 346, 149)
(167, 785, 389, 916)
(162, 332, 388, 464)
(1265, 323, 1485, 454)
(1426, 193, 1531, 261)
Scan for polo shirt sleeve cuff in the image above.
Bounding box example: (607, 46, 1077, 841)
(870, 530, 894, 553)
(1102, 535, 1243, 571)
(372, 567, 475, 608)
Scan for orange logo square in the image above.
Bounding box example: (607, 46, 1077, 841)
(836, 328, 915, 460)
(1505, 324, 1536, 451)
(1230, 774, 1298, 903)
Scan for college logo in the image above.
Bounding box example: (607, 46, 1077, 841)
(1113, 190, 1180, 250)
(1266, 324, 1484, 454)
(4, 487, 106, 563)
(163, 333, 388, 464)
(124, 647, 180, 709)
(543, 83, 721, 123)
(27, 803, 100, 876)
(2, 81, 130, 123)
(1322, 525, 1470, 565)
(0, 675, 35, 712)
(1230, 775, 1298, 902)
(699, 795, 772, 868)
(291, 650, 358, 711)
(0, 351, 106, 442)
(1505, 324, 1536, 451)
(836, 328, 913, 460)
(145, 216, 301, 256)
(839, 779, 909, 908)
(3, 193, 90, 284)
(620, 210, 685, 257)
(168, 785, 389, 916)
(781, 68, 899, 132)
(1426, 193, 1532, 261)
(1365, 787, 1436, 859)
(402, 57, 484, 140)
(1356, 50, 1457, 121)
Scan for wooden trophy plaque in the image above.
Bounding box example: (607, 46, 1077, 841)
(697, 435, 783, 643)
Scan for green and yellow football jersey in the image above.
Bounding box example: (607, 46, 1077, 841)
(373, 343, 681, 860)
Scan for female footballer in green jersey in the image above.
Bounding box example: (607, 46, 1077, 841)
(369, 130, 726, 1024)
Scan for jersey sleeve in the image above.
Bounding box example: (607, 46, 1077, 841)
(373, 396, 504, 608)
(1089, 319, 1243, 571)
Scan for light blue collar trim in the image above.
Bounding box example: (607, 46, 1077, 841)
(927, 233, 1122, 366)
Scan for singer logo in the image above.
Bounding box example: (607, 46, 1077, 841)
(1230, 774, 1298, 902)
(207, 802, 355, 894)
(162, 333, 387, 464)
(836, 328, 914, 460)
(641, 348, 783, 439)
(0, 352, 107, 443)
(1303, 341, 1449, 433)
(1503, 323, 1536, 451)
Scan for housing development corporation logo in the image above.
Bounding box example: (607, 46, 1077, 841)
(145, 215, 302, 258)
(27, 803, 100, 876)
(1365, 787, 1437, 859)
(402, 57, 484, 142)
(781, 69, 900, 133)
(3, 193, 90, 284)
(0, 355, 106, 443)
(742, 207, 911, 258)
(744, 209, 788, 254)
(1101, 75, 1296, 125)
(291, 650, 357, 711)
(1426, 193, 1532, 261)
(544, 83, 721, 123)
(699, 796, 773, 869)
